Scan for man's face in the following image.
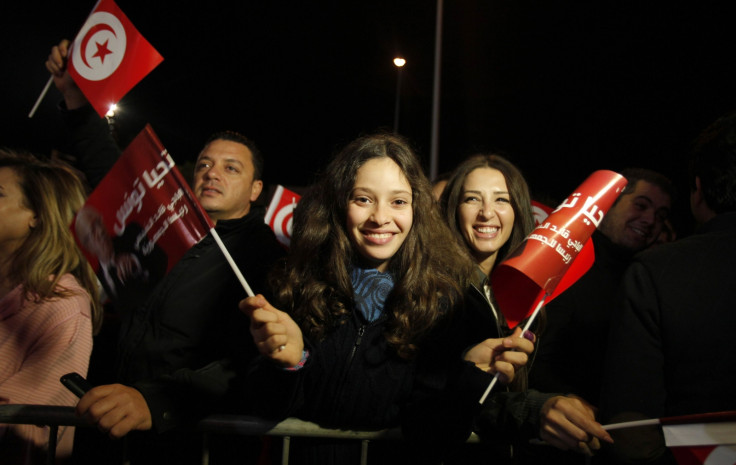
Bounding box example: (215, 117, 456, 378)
(192, 139, 263, 223)
(599, 180, 671, 252)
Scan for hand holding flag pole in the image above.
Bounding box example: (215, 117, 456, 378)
(478, 280, 555, 404)
(31, 0, 162, 119)
(478, 170, 628, 405)
(74, 124, 257, 304)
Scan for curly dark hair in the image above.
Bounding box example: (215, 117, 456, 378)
(270, 133, 474, 359)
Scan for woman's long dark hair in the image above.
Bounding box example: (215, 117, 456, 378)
(271, 133, 474, 359)
(440, 153, 535, 272)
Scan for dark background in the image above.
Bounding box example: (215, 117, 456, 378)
(3, 1, 736, 235)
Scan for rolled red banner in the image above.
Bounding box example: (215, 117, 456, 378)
(491, 170, 628, 327)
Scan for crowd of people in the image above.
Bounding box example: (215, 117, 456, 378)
(1, 38, 735, 465)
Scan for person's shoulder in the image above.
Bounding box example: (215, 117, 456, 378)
(54, 274, 92, 312)
(19, 275, 92, 331)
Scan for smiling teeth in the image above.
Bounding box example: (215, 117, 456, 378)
(367, 233, 392, 239)
(631, 227, 646, 237)
(477, 227, 499, 233)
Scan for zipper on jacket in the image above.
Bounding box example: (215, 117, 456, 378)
(346, 325, 366, 368)
(329, 324, 366, 423)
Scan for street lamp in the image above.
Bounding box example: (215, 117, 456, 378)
(393, 57, 406, 133)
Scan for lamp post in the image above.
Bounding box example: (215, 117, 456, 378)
(393, 57, 406, 133)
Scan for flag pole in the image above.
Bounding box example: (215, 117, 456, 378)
(209, 228, 255, 297)
(603, 418, 660, 431)
(478, 292, 550, 404)
(28, 76, 54, 118)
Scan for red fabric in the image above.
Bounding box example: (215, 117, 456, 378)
(492, 170, 627, 327)
(73, 125, 212, 276)
(671, 445, 736, 465)
(264, 185, 301, 249)
(67, 0, 163, 117)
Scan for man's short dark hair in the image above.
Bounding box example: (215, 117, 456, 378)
(616, 168, 675, 206)
(690, 111, 736, 214)
(203, 131, 264, 181)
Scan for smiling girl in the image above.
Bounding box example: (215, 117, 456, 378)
(239, 133, 527, 464)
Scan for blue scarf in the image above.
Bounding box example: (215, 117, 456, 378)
(350, 267, 395, 322)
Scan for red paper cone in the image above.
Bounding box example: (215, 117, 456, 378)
(491, 170, 628, 327)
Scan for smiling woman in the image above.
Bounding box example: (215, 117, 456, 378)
(346, 157, 413, 272)
(237, 132, 509, 464)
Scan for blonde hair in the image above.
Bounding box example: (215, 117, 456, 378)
(0, 150, 102, 334)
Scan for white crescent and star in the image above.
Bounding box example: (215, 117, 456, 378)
(71, 11, 126, 81)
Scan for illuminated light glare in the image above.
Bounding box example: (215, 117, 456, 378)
(393, 58, 406, 67)
(106, 103, 117, 117)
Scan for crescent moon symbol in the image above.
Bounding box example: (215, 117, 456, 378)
(80, 23, 117, 69)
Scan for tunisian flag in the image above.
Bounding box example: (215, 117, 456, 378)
(664, 412, 736, 465)
(604, 411, 736, 465)
(491, 170, 627, 328)
(264, 185, 301, 249)
(67, 0, 163, 117)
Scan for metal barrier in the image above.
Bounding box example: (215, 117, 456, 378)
(0, 404, 478, 465)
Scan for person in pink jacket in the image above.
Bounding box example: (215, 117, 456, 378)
(0, 150, 102, 464)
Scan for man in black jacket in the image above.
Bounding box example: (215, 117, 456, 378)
(522, 167, 673, 464)
(601, 111, 736, 464)
(47, 40, 286, 464)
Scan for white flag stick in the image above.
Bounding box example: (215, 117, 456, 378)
(210, 227, 255, 297)
(28, 76, 54, 118)
(603, 418, 660, 431)
(478, 292, 549, 404)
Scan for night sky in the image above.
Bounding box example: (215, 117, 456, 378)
(3, 1, 736, 234)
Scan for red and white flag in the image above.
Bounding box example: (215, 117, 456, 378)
(67, 0, 163, 117)
(664, 412, 736, 465)
(264, 185, 300, 249)
(531, 199, 553, 227)
(604, 411, 736, 465)
(491, 170, 627, 328)
(73, 124, 212, 280)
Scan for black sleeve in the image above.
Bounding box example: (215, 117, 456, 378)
(60, 103, 121, 189)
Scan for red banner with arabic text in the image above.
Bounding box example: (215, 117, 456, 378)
(73, 125, 211, 303)
(491, 170, 627, 327)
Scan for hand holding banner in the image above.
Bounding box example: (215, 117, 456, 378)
(478, 170, 627, 404)
(73, 124, 259, 302)
(73, 125, 212, 285)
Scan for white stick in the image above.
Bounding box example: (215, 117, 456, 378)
(210, 227, 255, 297)
(478, 293, 549, 404)
(28, 76, 54, 118)
(603, 418, 660, 431)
